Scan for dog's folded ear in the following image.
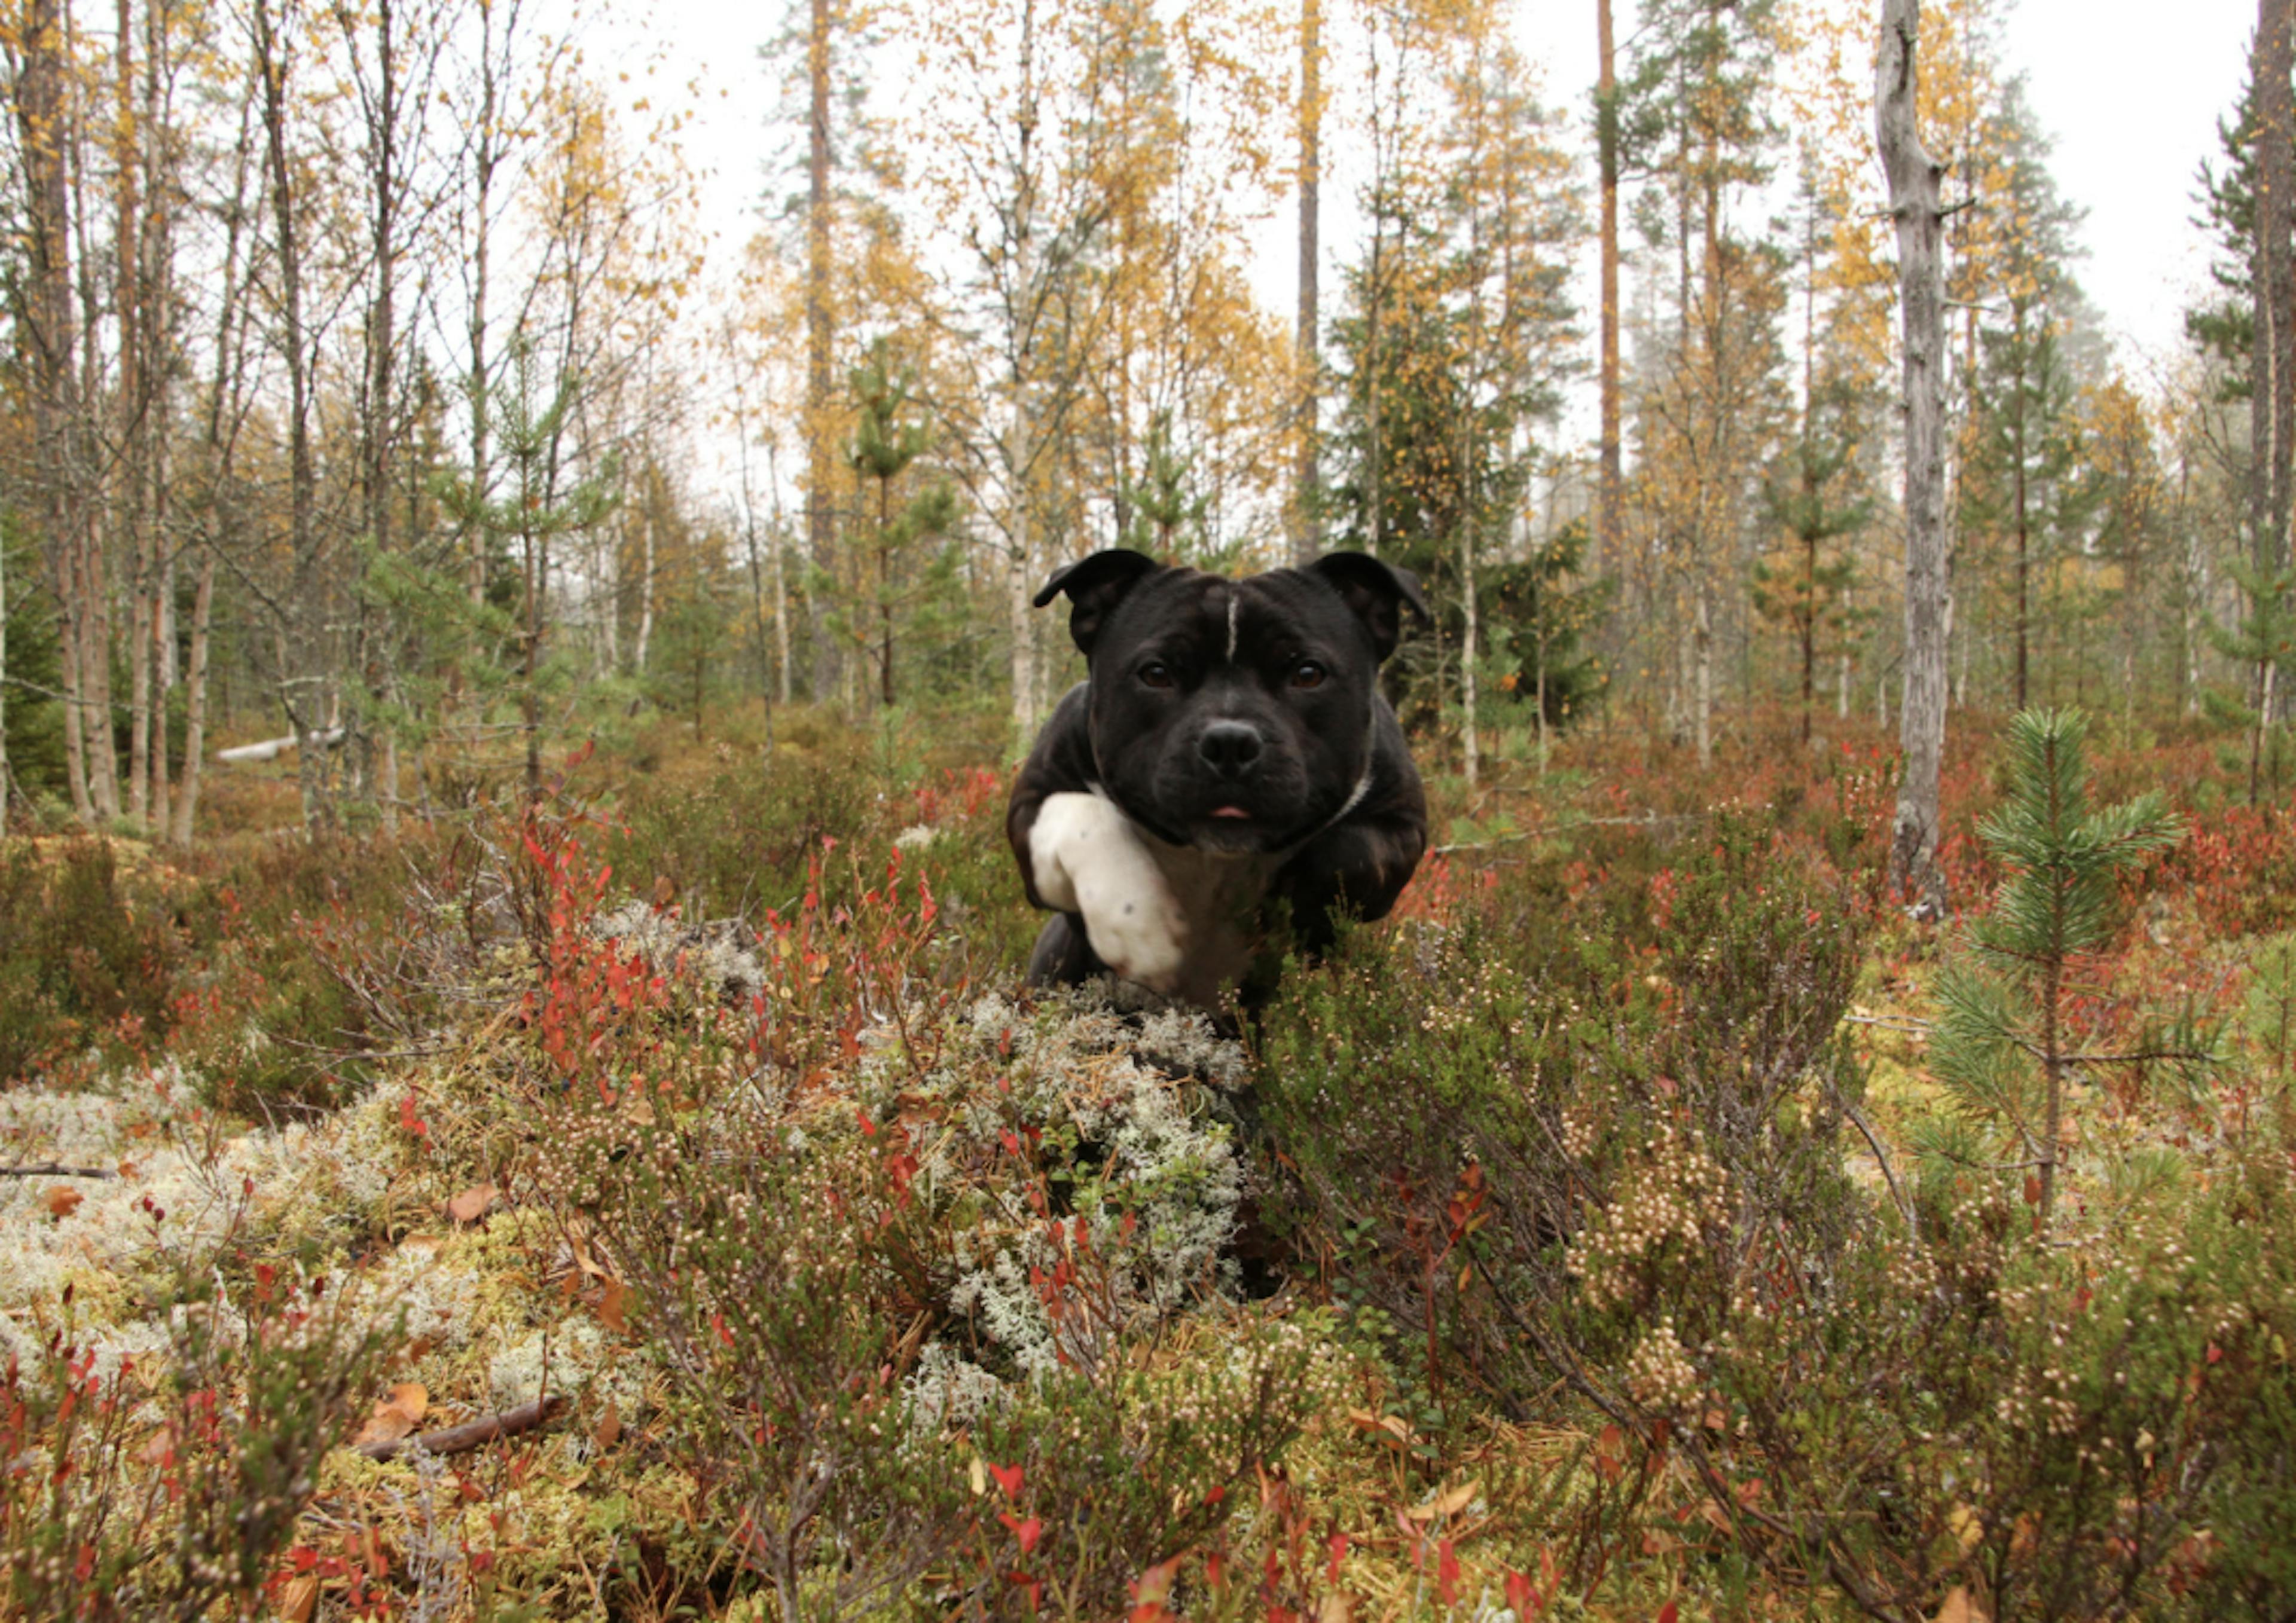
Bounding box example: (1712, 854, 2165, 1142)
(1308, 552, 1428, 662)
(1034, 548, 1164, 656)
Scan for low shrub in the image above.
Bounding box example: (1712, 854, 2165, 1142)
(0, 1239, 399, 1621)
(1259, 792, 2296, 1620)
(0, 839, 187, 1084)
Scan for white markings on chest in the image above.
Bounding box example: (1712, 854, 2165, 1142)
(1028, 785, 1273, 1003)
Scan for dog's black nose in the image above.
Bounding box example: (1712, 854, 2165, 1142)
(1198, 721, 1264, 780)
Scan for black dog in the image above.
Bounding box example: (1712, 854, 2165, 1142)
(1007, 549, 1428, 1008)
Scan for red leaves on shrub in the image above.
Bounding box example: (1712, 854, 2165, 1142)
(988, 1461, 1025, 1500)
(1128, 1556, 1181, 1623)
(1435, 1538, 1461, 1604)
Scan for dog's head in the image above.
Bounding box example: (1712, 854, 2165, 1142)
(1034, 549, 1425, 854)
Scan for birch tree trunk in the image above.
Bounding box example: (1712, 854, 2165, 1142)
(1006, 390, 1039, 736)
(634, 505, 657, 672)
(1462, 516, 1480, 790)
(1292, 0, 1321, 565)
(254, 0, 331, 833)
(169, 551, 216, 848)
(144, 25, 175, 844)
(68, 68, 123, 826)
(117, 0, 150, 832)
(1693, 587, 1713, 769)
(1878, 0, 1949, 915)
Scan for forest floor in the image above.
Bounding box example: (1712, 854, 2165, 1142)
(2, 700, 2293, 1623)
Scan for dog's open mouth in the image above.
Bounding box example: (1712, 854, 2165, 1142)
(1209, 806, 1252, 820)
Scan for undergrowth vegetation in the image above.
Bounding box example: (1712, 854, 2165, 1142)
(1, 704, 2292, 1621)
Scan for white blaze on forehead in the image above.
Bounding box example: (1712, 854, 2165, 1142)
(1226, 588, 1241, 663)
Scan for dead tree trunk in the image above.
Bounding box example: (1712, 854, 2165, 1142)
(1878, 0, 1949, 916)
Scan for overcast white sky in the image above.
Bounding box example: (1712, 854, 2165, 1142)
(633, 0, 2260, 463)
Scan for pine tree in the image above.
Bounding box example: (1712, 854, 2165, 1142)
(1962, 310, 2099, 709)
(1756, 379, 1871, 744)
(2206, 555, 2296, 803)
(2188, 44, 2262, 401)
(1486, 517, 1612, 766)
(433, 337, 618, 801)
(844, 340, 956, 710)
(1120, 411, 1211, 562)
(1922, 709, 2184, 1227)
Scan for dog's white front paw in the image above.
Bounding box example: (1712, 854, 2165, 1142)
(1030, 792, 1188, 992)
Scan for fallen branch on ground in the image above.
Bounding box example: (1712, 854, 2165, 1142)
(353, 1396, 567, 1462)
(0, 1162, 120, 1179)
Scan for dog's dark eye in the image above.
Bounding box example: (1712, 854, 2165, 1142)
(1140, 661, 1175, 690)
(1290, 661, 1327, 690)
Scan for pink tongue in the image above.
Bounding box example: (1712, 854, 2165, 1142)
(1211, 806, 1251, 819)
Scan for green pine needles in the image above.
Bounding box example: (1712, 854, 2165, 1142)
(1922, 708, 2185, 1227)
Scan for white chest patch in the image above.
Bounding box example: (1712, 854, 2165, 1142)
(1029, 789, 1273, 1003)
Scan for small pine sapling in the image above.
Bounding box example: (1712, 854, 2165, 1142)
(2205, 555, 2296, 804)
(1922, 708, 2184, 1226)
(845, 340, 957, 710)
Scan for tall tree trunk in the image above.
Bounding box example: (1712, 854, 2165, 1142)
(144, 1, 175, 844)
(1007, 533, 1038, 739)
(1693, 590, 1713, 768)
(1462, 516, 1480, 790)
(1596, 0, 1623, 569)
(805, 0, 840, 705)
(1292, 0, 1321, 564)
(634, 504, 656, 671)
(169, 549, 215, 848)
(1879, 0, 1949, 915)
(118, 0, 151, 833)
(361, 0, 401, 823)
(69, 97, 121, 824)
(2262, 0, 2295, 578)
(172, 91, 255, 851)
(1006, 389, 1042, 736)
(2013, 308, 2031, 710)
(1696, 155, 1723, 772)
(1801, 530, 1817, 744)
(15, 0, 96, 823)
(254, 0, 329, 833)
(767, 436, 793, 704)
(465, 0, 499, 623)
(0, 522, 10, 817)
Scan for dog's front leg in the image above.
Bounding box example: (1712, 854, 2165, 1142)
(1027, 791, 1189, 993)
(1272, 813, 1427, 953)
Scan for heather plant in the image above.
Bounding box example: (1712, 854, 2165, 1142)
(1256, 812, 1868, 1416)
(496, 797, 1335, 1617)
(0, 838, 185, 1084)
(1918, 708, 2187, 1224)
(605, 745, 889, 920)
(0, 1237, 398, 1622)
(1697, 1150, 2296, 1622)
